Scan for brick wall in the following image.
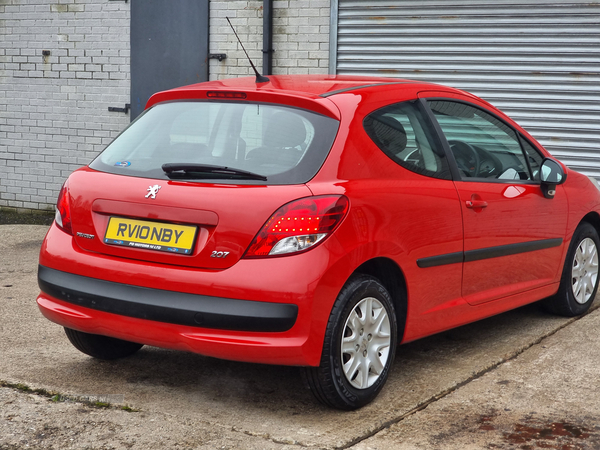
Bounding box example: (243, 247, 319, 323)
(0, 0, 331, 212)
(209, 0, 331, 80)
(0, 0, 130, 211)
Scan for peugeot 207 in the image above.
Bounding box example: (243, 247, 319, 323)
(37, 75, 600, 409)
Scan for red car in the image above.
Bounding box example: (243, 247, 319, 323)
(38, 75, 600, 410)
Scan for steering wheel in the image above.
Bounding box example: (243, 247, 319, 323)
(448, 140, 480, 177)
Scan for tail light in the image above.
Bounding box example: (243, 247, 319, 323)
(244, 195, 349, 258)
(55, 180, 73, 235)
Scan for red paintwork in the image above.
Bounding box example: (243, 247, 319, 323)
(66, 168, 314, 270)
(457, 181, 567, 304)
(37, 294, 311, 366)
(38, 75, 600, 366)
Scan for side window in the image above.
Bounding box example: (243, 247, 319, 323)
(363, 101, 451, 180)
(519, 135, 544, 181)
(429, 100, 535, 181)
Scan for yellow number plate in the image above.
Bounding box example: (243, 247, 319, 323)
(104, 217, 197, 255)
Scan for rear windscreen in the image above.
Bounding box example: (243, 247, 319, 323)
(89, 101, 339, 185)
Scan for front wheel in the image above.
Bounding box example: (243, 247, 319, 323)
(543, 222, 600, 316)
(303, 275, 398, 410)
(64, 328, 144, 360)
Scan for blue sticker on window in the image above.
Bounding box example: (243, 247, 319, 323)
(115, 161, 131, 167)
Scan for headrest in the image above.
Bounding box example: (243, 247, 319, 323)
(264, 112, 307, 148)
(366, 114, 407, 153)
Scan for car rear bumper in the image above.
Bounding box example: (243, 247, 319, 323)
(36, 222, 347, 366)
(38, 265, 298, 333)
(37, 293, 310, 366)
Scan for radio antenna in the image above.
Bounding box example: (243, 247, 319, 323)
(226, 17, 270, 84)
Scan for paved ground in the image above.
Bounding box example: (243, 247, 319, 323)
(0, 208, 54, 225)
(1, 224, 599, 449)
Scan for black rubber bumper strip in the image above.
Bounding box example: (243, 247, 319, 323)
(415, 251, 463, 269)
(463, 238, 563, 263)
(38, 265, 298, 332)
(417, 238, 563, 268)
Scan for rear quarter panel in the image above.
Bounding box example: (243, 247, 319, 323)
(308, 87, 465, 341)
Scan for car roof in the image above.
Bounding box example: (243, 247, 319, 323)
(153, 74, 440, 98)
(145, 75, 478, 120)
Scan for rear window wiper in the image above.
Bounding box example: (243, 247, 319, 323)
(162, 163, 267, 181)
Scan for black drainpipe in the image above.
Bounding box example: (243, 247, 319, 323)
(262, 0, 273, 75)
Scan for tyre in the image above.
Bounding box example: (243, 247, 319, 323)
(64, 327, 144, 360)
(544, 222, 600, 317)
(303, 275, 398, 410)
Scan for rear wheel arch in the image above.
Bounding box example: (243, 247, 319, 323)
(303, 257, 407, 409)
(354, 257, 408, 342)
(304, 273, 398, 409)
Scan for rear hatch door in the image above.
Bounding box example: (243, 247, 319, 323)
(68, 168, 313, 270)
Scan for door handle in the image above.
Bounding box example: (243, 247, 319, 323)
(466, 200, 488, 209)
(466, 197, 488, 209)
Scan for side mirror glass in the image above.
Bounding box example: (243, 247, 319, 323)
(540, 158, 565, 199)
(540, 159, 564, 184)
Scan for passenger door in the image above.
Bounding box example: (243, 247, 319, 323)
(421, 95, 568, 305)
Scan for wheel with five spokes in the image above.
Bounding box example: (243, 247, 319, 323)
(303, 275, 397, 410)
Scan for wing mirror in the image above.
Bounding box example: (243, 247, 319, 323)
(540, 158, 565, 199)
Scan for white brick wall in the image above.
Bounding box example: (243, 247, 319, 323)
(0, 0, 130, 211)
(0, 0, 331, 212)
(209, 0, 331, 80)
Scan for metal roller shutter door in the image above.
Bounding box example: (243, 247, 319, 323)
(334, 1, 600, 176)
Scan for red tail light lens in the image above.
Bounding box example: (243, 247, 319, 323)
(55, 180, 73, 235)
(244, 195, 349, 258)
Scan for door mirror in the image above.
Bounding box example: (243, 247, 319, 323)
(540, 159, 564, 184)
(540, 158, 565, 199)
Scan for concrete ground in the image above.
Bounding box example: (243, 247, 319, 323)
(1, 224, 599, 449)
(0, 208, 54, 225)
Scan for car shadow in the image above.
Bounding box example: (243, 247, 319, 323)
(55, 300, 568, 412)
(32, 300, 593, 448)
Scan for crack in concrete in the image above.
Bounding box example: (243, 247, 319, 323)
(232, 426, 325, 448)
(332, 310, 595, 450)
(0, 308, 594, 450)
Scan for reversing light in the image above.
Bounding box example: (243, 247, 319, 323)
(244, 195, 349, 258)
(55, 179, 73, 236)
(206, 91, 247, 99)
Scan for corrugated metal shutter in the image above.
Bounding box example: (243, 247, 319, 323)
(334, 1, 600, 176)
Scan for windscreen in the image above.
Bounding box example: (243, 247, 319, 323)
(90, 101, 339, 184)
